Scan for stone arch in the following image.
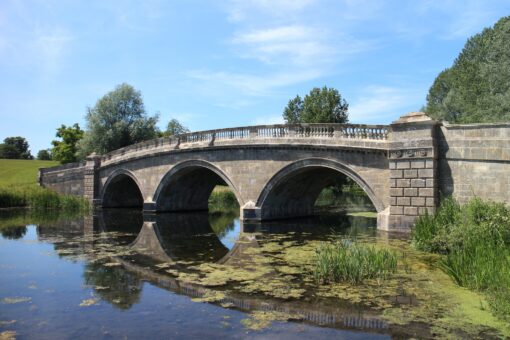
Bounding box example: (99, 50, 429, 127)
(101, 169, 144, 209)
(256, 158, 384, 220)
(153, 160, 243, 212)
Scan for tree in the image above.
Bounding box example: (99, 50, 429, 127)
(282, 86, 349, 124)
(0, 137, 32, 159)
(163, 118, 190, 136)
(425, 16, 510, 123)
(283, 95, 303, 124)
(77, 83, 159, 158)
(51, 124, 84, 164)
(37, 149, 52, 161)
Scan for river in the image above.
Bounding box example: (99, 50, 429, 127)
(0, 207, 508, 339)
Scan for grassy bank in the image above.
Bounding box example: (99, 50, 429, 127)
(412, 197, 510, 321)
(208, 185, 239, 212)
(0, 159, 58, 186)
(0, 159, 88, 212)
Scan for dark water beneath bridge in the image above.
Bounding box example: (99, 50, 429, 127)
(0, 207, 507, 339)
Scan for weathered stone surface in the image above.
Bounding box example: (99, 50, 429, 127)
(39, 118, 510, 233)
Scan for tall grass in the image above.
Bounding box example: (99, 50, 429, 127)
(0, 185, 88, 213)
(412, 196, 510, 321)
(208, 186, 239, 212)
(314, 238, 398, 284)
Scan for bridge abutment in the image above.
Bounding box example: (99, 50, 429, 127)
(382, 112, 439, 231)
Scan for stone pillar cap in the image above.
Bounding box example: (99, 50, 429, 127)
(392, 112, 435, 124)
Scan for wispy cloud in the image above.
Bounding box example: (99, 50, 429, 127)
(349, 86, 424, 123)
(252, 114, 284, 125)
(33, 27, 74, 75)
(226, 0, 316, 22)
(187, 68, 322, 97)
(231, 25, 337, 65)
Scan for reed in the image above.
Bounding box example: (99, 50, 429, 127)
(314, 238, 398, 284)
(0, 185, 88, 213)
(412, 196, 510, 321)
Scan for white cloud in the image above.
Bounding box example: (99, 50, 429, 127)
(226, 0, 316, 22)
(252, 114, 284, 125)
(33, 27, 74, 74)
(187, 68, 322, 96)
(349, 86, 423, 123)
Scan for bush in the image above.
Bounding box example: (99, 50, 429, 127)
(412, 196, 510, 321)
(314, 238, 397, 284)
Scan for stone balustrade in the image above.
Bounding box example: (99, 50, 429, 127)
(99, 123, 389, 165)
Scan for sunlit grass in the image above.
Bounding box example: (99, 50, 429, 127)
(314, 238, 398, 284)
(412, 196, 510, 321)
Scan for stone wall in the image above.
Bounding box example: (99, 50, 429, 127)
(36, 119, 510, 232)
(437, 122, 510, 205)
(39, 162, 86, 196)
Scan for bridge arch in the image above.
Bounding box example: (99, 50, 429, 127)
(256, 158, 384, 220)
(101, 169, 144, 209)
(153, 160, 243, 212)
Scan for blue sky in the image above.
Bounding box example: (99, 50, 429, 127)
(0, 0, 508, 154)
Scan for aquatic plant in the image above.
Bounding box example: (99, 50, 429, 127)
(412, 196, 510, 321)
(0, 185, 88, 212)
(314, 238, 397, 284)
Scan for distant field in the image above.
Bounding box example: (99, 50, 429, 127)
(0, 159, 58, 187)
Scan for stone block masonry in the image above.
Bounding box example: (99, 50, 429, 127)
(38, 116, 510, 232)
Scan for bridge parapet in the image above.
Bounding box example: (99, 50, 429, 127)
(99, 123, 389, 166)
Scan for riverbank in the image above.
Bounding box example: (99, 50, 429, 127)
(412, 197, 510, 321)
(0, 159, 88, 212)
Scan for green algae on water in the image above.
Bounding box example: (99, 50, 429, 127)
(241, 311, 303, 331)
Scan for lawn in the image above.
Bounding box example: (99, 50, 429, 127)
(0, 159, 58, 187)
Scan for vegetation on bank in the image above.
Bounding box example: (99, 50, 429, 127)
(314, 238, 398, 284)
(208, 185, 239, 212)
(0, 159, 88, 212)
(412, 196, 510, 321)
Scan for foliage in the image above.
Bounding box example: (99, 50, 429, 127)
(283, 86, 349, 124)
(37, 149, 52, 160)
(412, 197, 510, 321)
(0, 159, 57, 187)
(425, 16, 510, 123)
(314, 237, 397, 284)
(77, 83, 159, 158)
(0, 137, 32, 159)
(283, 95, 303, 124)
(0, 185, 89, 212)
(163, 118, 190, 136)
(208, 185, 239, 212)
(51, 123, 84, 164)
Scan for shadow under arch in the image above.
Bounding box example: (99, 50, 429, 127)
(101, 169, 144, 209)
(256, 158, 384, 220)
(153, 160, 243, 212)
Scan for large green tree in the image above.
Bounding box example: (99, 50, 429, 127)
(0, 136, 32, 159)
(425, 16, 510, 123)
(78, 83, 159, 158)
(283, 86, 349, 124)
(51, 124, 84, 164)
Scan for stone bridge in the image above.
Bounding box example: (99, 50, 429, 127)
(39, 112, 510, 231)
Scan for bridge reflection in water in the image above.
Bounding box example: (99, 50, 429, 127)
(72, 209, 422, 336)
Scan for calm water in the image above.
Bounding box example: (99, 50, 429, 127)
(0, 209, 507, 339)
